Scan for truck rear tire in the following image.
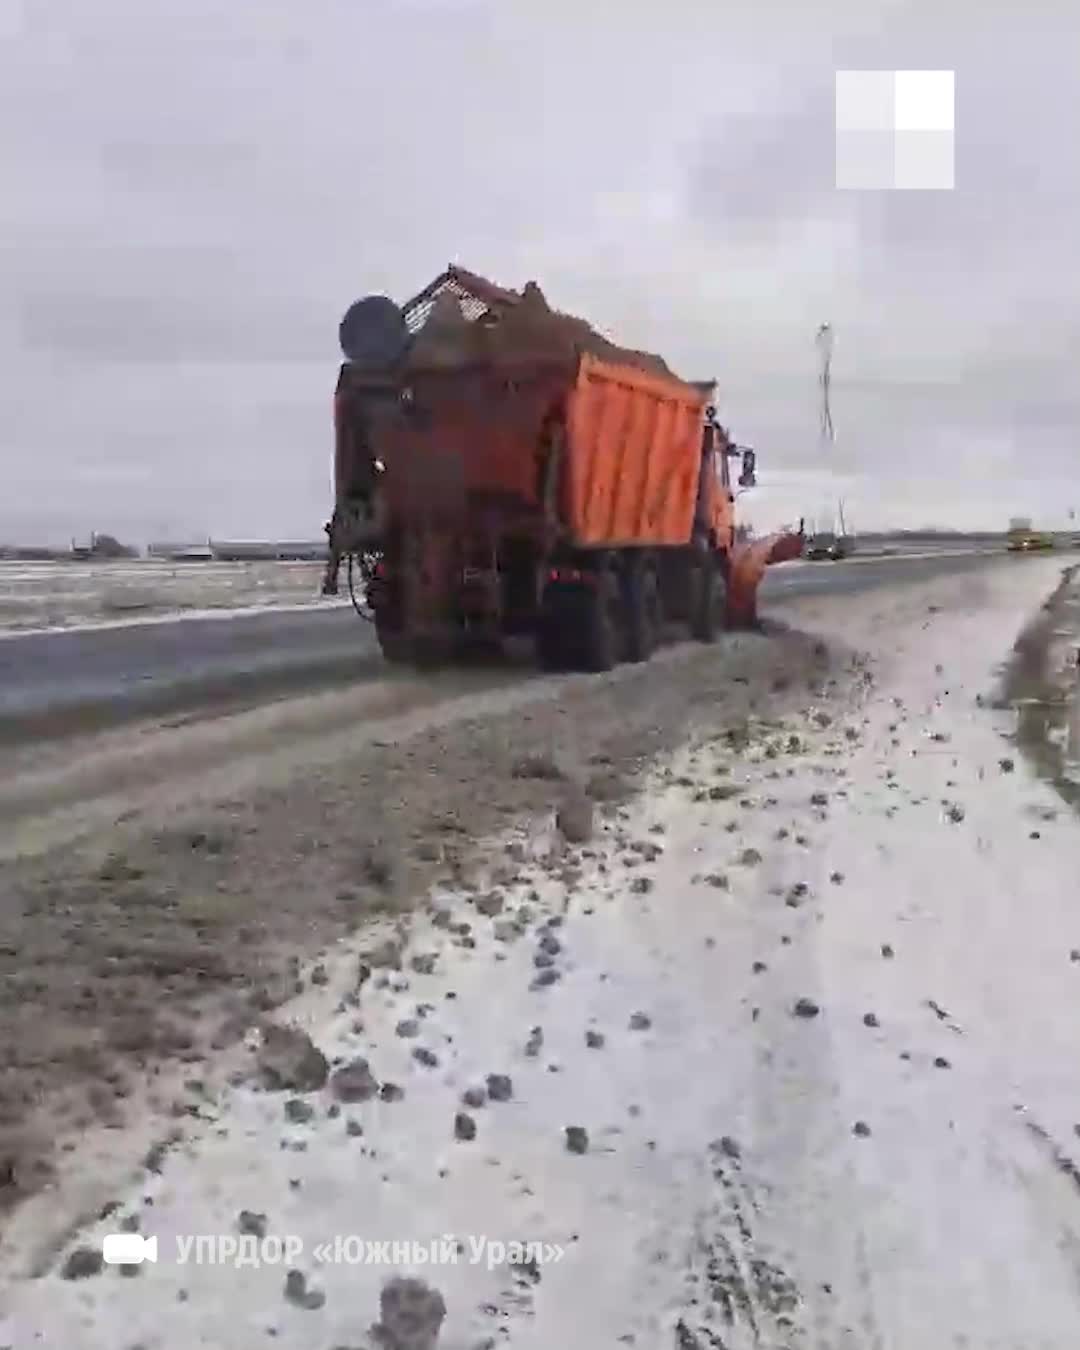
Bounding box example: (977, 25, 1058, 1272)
(691, 557, 726, 643)
(625, 564, 660, 663)
(375, 599, 413, 663)
(376, 627, 411, 663)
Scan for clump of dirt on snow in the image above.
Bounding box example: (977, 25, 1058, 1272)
(255, 1023, 329, 1093)
(371, 1275, 447, 1350)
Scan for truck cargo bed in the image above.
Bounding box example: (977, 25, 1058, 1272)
(376, 352, 709, 551)
(566, 356, 709, 547)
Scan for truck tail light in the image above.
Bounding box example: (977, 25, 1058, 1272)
(548, 567, 598, 586)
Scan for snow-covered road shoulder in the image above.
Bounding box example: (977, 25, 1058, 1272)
(4, 557, 1080, 1350)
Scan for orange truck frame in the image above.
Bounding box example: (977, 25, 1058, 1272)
(323, 267, 804, 670)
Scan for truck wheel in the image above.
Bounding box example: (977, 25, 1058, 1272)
(581, 568, 622, 672)
(691, 557, 726, 643)
(411, 635, 448, 669)
(376, 627, 411, 663)
(625, 564, 661, 662)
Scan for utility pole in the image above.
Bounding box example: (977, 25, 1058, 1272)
(815, 322, 836, 534)
(816, 322, 835, 445)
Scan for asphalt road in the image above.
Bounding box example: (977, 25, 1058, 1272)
(0, 550, 1011, 741)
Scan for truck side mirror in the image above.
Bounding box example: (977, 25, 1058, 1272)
(738, 449, 757, 488)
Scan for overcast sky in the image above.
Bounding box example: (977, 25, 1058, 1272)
(3, 0, 1078, 543)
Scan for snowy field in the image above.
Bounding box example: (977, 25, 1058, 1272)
(2, 557, 1079, 1349)
(0, 560, 348, 635)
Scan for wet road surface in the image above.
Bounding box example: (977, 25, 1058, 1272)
(0, 550, 1011, 740)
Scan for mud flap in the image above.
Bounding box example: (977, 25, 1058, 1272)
(539, 569, 622, 672)
(691, 556, 727, 642)
(581, 569, 622, 672)
(535, 611, 567, 672)
(624, 561, 661, 662)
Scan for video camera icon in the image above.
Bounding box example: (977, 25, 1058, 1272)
(102, 1234, 158, 1265)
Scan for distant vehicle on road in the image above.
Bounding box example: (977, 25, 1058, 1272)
(804, 501, 855, 560)
(805, 530, 840, 560)
(1007, 518, 1054, 552)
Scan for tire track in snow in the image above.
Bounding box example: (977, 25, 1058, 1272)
(674, 1137, 803, 1348)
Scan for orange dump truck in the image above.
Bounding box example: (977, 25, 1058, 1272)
(323, 266, 803, 670)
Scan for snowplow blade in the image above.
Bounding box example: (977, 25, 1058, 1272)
(727, 530, 805, 628)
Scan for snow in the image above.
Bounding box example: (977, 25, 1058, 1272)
(4, 556, 1080, 1349)
(0, 560, 347, 637)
